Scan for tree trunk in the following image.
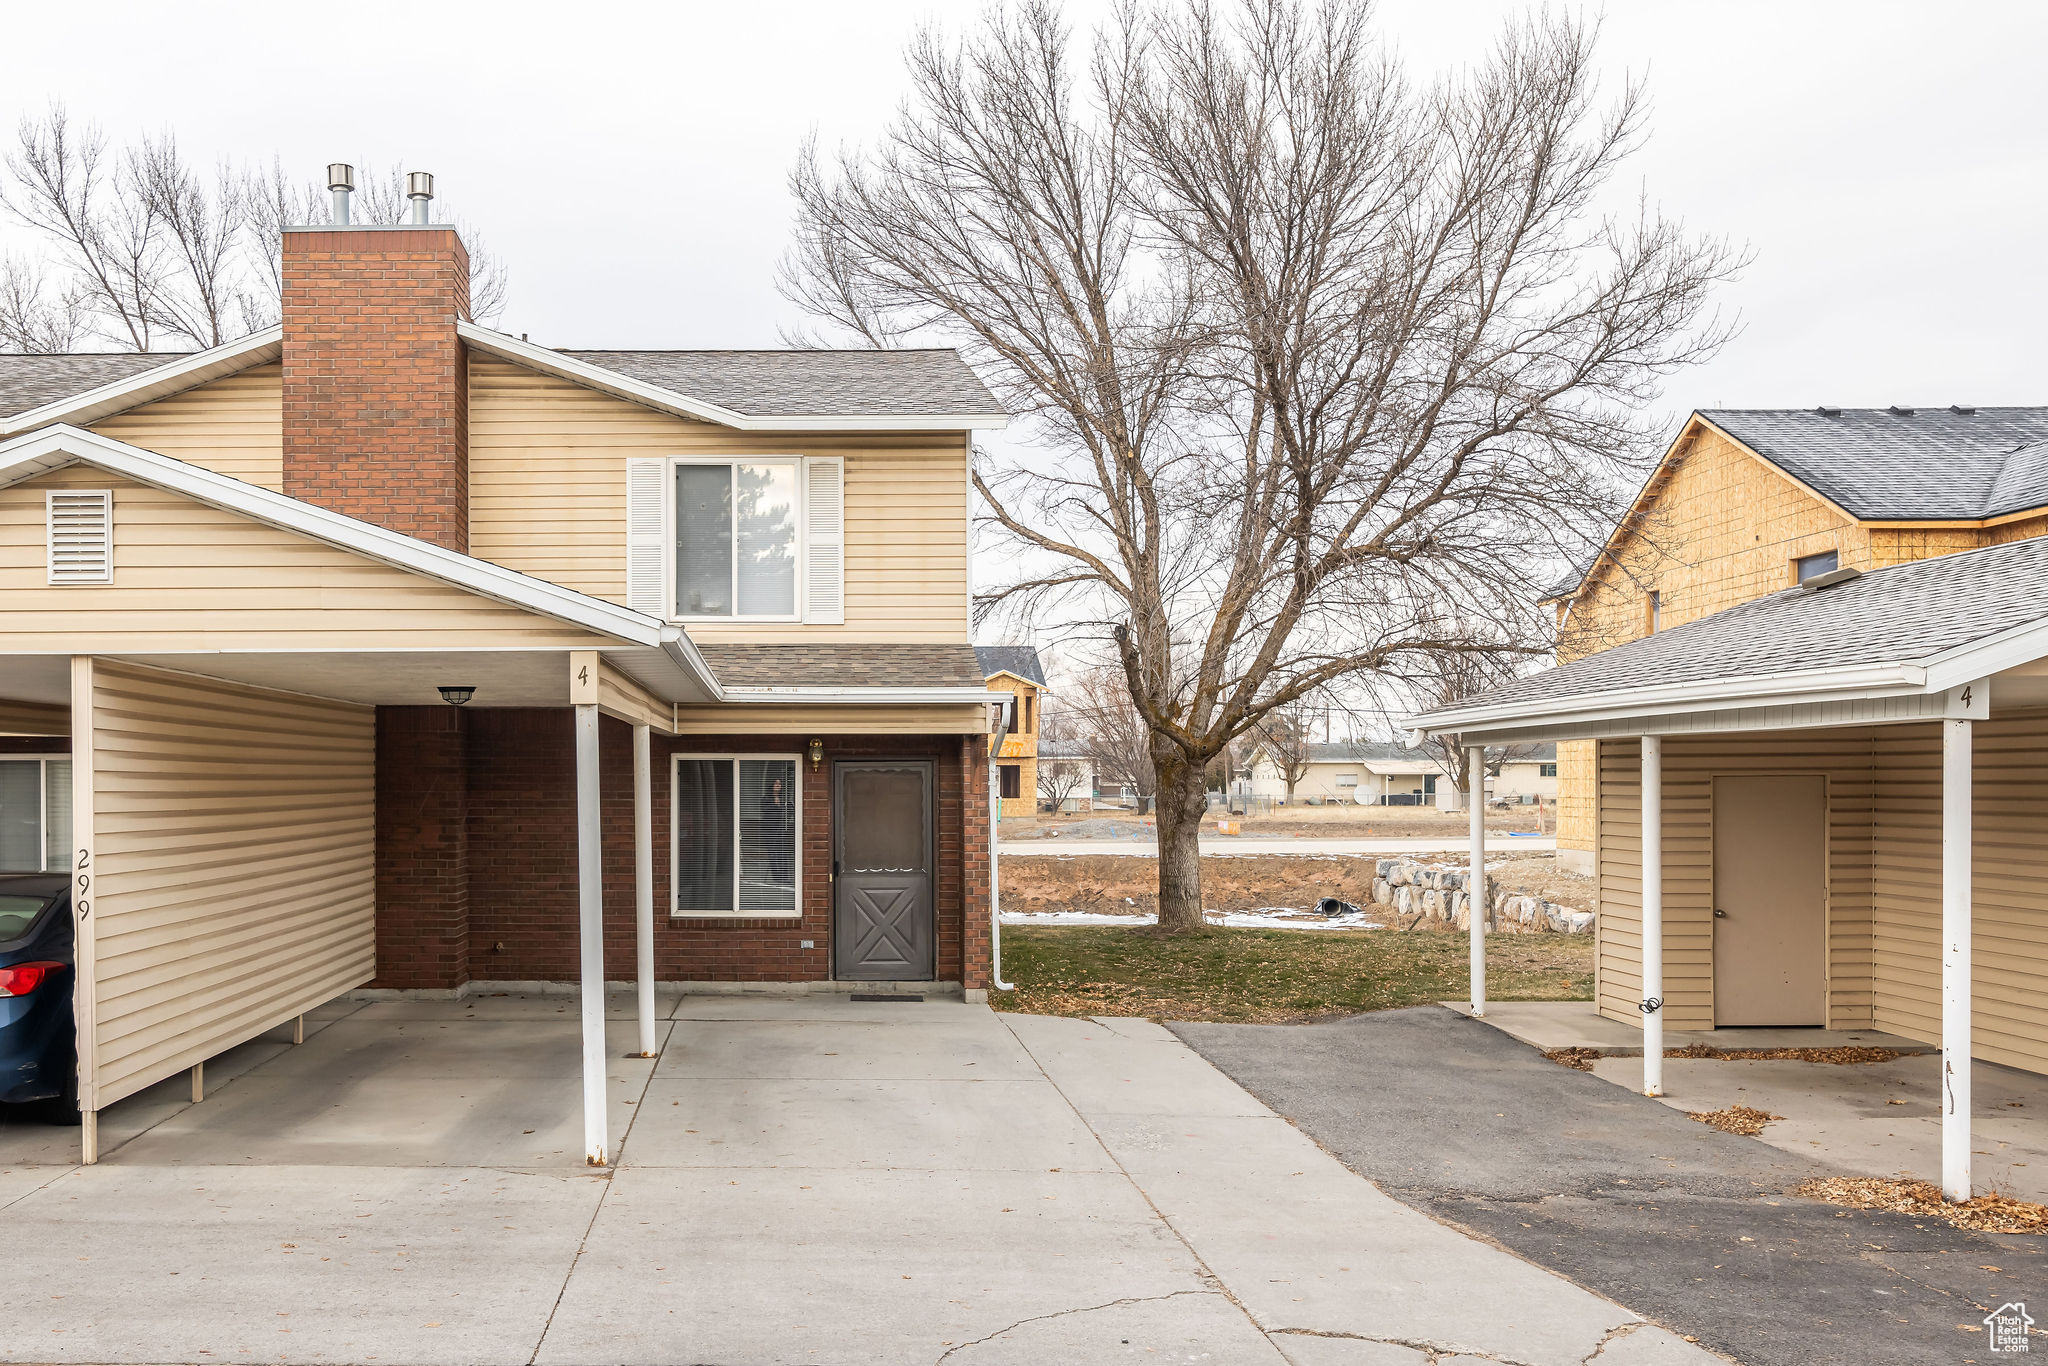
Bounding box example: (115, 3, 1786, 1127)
(1154, 750, 1210, 933)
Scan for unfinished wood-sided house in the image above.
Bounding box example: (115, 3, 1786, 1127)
(1415, 522, 2048, 1198)
(975, 644, 1045, 819)
(0, 207, 1007, 1162)
(1545, 407, 2048, 875)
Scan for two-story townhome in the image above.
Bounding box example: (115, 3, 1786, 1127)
(975, 645, 1045, 818)
(0, 183, 1007, 1162)
(1548, 407, 2048, 874)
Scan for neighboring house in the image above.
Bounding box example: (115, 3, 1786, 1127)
(1545, 407, 2048, 872)
(0, 184, 1008, 1162)
(1414, 535, 2048, 1199)
(976, 645, 1045, 818)
(1240, 741, 1556, 807)
(1035, 740, 1095, 813)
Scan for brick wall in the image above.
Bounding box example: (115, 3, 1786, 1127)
(281, 226, 471, 551)
(391, 708, 988, 989)
(371, 707, 470, 989)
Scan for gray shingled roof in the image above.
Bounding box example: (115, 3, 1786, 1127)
(563, 349, 1001, 419)
(974, 645, 1046, 687)
(0, 346, 999, 426)
(699, 644, 986, 689)
(1434, 535, 2048, 721)
(0, 353, 188, 419)
(1703, 407, 2048, 521)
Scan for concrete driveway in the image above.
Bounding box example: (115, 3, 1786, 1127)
(0, 994, 1716, 1365)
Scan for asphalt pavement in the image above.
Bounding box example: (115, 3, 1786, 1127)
(1174, 1005, 2046, 1366)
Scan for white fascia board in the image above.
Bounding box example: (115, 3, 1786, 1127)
(1922, 614, 2048, 691)
(458, 322, 1011, 433)
(0, 328, 284, 437)
(714, 685, 997, 705)
(1405, 661, 1930, 738)
(0, 425, 670, 647)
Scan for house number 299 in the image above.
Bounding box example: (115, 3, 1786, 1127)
(75, 848, 91, 921)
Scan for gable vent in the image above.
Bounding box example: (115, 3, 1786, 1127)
(47, 489, 113, 584)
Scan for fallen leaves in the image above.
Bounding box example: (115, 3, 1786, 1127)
(1667, 1043, 1908, 1065)
(1543, 1047, 1602, 1072)
(1689, 1105, 1782, 1136)
(1793, 1177, 2048, 1235)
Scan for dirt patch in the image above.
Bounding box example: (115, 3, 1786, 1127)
(1482, 853, 1593, 908)
(1001, 804, 1550, 841)
(1543, 1047, 1603, 1072)
(1690, 1104, 1782, 1136)
(1795, 1177, 2048, 1235)
(999, 853, 1384, 916)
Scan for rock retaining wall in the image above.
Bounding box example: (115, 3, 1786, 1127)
(1369, 858, 1594, 934)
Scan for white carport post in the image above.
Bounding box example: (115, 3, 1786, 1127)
(1465, 745, 1486, 1016)
(575, 702, 608, 1167)
(632, 722, 657, 1059)
(1941, 710, 1973, 1202)
(1641, 735, 1665, 1098)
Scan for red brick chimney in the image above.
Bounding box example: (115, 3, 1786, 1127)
(281, 224, 471, 552)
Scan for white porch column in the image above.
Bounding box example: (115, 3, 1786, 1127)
(1941, 714, 1973, 1201)
(1641, 735, 1664, 1097)
(575, 703, 608, 1167)
(1466, 745, 1487, 1017)
(633, 722, 657, 1059)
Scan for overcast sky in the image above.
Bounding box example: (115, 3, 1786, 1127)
(6, 0, 2044, 419)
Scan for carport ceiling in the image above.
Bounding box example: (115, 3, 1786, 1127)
(108, 651, 578, 709)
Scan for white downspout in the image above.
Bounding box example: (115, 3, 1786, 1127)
(1641, 734, 1664, 1098)
(574, 703, 608, 1166)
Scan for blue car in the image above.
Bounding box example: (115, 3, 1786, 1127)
(0, 874, 76, 1124)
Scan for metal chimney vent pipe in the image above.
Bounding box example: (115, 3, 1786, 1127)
(327, 163, 355, 226)
(406, 171, 435, 225)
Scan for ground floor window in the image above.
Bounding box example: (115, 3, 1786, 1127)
(999, 764, 1022, 799)
(0, 755, 69, 872)
(672, 755, 800, 916)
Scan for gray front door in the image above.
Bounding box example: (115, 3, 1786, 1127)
(833, 761, 936, 981)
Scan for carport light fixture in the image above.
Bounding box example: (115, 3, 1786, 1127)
(807, 737, 824, 771)
(438, 685, 477, 707)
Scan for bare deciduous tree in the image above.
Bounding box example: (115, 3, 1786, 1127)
(1403, 646, 1537, 803)
(1249, 696, 1320, 801)
(784, 0, 1738, 930)
(1058, 665, 1158, 812)
(1037, 756, 1091, 811)
(0, 106, 509, 353)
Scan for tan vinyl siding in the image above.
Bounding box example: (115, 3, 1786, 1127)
(84, 660, 374, 1108)
(466, 358, 970, 643)
(0, 698, 68, 735)
(0, 468, 617, 652)
(88, 363, 284, 489)
(672, 703, 990, 735)
(1594, 721, 2048, 1074)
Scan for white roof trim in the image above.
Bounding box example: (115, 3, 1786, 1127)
(0, 423, 698, 656)
(1409, 660, 1929, 738)
(457, 322, 1011, 433)
(717, 685, 996, 705)
(0, 327, 284, 437)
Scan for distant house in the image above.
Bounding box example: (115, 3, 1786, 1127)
(1241, 741, 1557, 807)
(1035, 740, 1097, 813)
(976, 645, 1046, 818)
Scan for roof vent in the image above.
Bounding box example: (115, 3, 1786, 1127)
(1815, 405, 1841, 417)
(1950, 404, 1977, 415)
(327, 163, 354, 226)
(1888, 405, 1916, 417)
(1800, 565, 1862, 593)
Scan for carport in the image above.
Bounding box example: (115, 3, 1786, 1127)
(0, 425, 720, 1166)
(1412, 540, 2048, 1201)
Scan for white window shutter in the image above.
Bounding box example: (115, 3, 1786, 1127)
(47, 490, 112, 584)
(626, 458, 666, 615)
(804, 457, 845, 624)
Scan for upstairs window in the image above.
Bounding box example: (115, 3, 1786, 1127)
(1644, 589, 1662, 634)
(675, 460, 799, 619)
(626, 456, 844, 624)
(1539, 762, 1558, 777)
(1795, 549, 1840, 584)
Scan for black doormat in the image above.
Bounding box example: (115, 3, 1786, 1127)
(849, 994, 924, 1003)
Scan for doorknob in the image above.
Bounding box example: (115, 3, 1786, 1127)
(1713, 908, 1728, 918)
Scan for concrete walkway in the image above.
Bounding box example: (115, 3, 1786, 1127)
(0, 994, 1714, 1365)
(1002, 835, 1557, 856)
